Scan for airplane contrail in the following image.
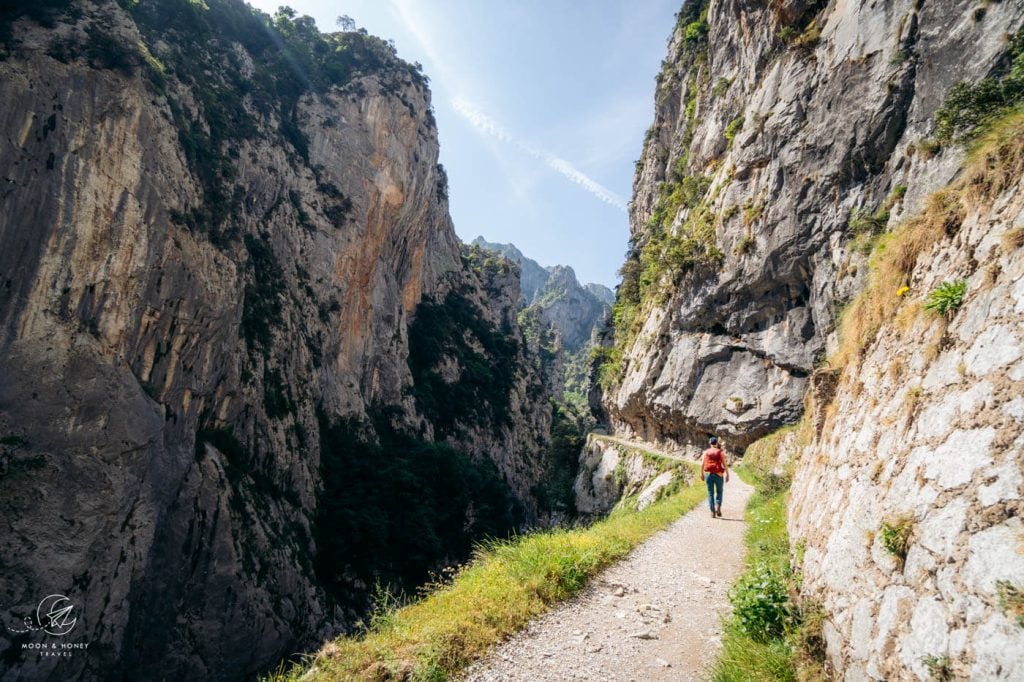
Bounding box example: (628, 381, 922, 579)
(452, 97, 627, 212)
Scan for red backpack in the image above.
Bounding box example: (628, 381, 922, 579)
(703, 447, 725, 475)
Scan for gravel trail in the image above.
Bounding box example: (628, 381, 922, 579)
(463, 472, 753, 681)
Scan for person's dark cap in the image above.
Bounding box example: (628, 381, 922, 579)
(709, 436, 718, 444)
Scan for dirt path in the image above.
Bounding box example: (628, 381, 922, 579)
(590, 433, 690, 462)
(463, 471, 753, 682)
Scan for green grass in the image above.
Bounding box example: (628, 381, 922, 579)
(879, 516, 914, 570)
(712, 461, 822, 681)
(736, 469, 791, 572)
(271, 468, 705, 681)
(715, 632, 796, 682)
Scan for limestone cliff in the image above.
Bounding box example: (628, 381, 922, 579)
(471, 236, 611, 352)
(783, 120, 1024, 680)
(0, 1, 550, 679)
(471, 237, 552, 305)
(604, 0, 1024, 677)
(601, 0, 1024, 452)
(470, 237, 612, 412)
(534, 265, 609, 352)
(573, 434, 692, 516)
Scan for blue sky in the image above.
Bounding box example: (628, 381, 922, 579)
(247, 0, 681, 287)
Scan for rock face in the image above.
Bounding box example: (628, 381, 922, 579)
(471, 237, 552, 305)
(0, 2, 550, 679)
(607, 0, 1024, 677)
(585, 282, 615, 306)
(574, 435, 691, 516)
(603, 0, 1024, 452)
(471, 236, 610, 352)
(786, 140, 1024, 679)
(535, 265, 609, 352)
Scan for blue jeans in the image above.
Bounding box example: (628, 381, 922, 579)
(706, 474, 723, 511)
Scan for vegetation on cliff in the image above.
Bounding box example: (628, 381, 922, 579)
(835, 106, 1024, 370)
(2, 0, 429, 245)
(408, 290, 519, 436)
(601, 0, 717, 388)
(314, 415, 519, 607)
(532, 401, 587, 515)
(933, 29, 1024, 144)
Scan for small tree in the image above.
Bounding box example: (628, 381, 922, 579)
(336, 14, 355, 31)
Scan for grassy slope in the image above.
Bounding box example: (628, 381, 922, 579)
(273, 464, 704, 681)
(833, 107, 1024, 370)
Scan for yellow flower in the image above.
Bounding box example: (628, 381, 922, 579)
(896, 285, 910, 297)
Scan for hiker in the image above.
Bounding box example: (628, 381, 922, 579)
(701, 436, 729, 518)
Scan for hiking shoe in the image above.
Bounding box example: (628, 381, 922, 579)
(710, 509, 716, 518)
(715, 506, 722, 517)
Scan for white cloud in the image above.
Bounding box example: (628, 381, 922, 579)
(452, 97, 626, 212)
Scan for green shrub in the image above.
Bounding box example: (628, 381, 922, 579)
(996, 581, 1024, 627)
(678, 174, 713, 206)
(314, 414, 518, 607)
(793, 20, 821, 49)
(921, 654, 953, 681)
(239, 235, 285, 354)
(923, 279, 967, 316)
(743, 203, 763, 225)
(0, 435, 28, 448)
(890, 48, 909, 65)
(886, 184, 908, 208)
(195, 427, 298, 505)
(724, 114, 745, 144)
(777, 26, 798, 43)
(1, 0, 76, 46)
(934, 29, 1024, 142)
(684, 19, 708, 45)
(848, 206, 889, 236)
(261, 367, 293, 419)
(85, 30, 138, 73)
(880, 516, 914, 567)
(729, 562, 793, 642)
(847, 198, 897, 255)
(760, 471, 792, 497)
(712, 77, 733, 98)
(533, 402, 587, 514)
(407, 291, 518, 435)
(733, 234, 755, 256)
(675, 0, 710, 54)
(592, 345, 623, 390)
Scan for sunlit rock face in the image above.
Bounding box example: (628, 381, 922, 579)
(610, 0, 1024, 677)
(0, 1, 549, 678)
(471, 236, 611, 353)
(785, 168, 1024, 679)
(606, 0, 1022, 452)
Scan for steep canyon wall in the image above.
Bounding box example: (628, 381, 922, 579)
(0, 1, 550, 678)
